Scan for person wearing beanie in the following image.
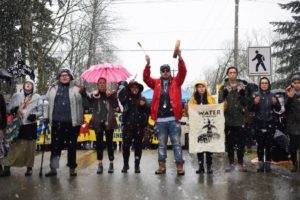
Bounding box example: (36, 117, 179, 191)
(250, 77, 281, 172)
(0, 76, 43, 177)
(286, 71, 300, 172)
(185, 81, 216, 174)
(218, 66, 248, 172)
(118, 80, 149, 173)
(44, 67, 84, 177)
(143, 50, 187, 175)
(83, 77, 119, 174)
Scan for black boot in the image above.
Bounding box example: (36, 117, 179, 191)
(69, 168, 77, 177)
(206, 165, 213, 174)
(0, 166, 11, 177)
(45, 168, 57, 177)
(0, 164, 3, 172)
(134, 159, 141, 173)
(257, 161, 264, 172)
(97, 163, 103, 174)
(121, 163, 129, 173)
(25, 167, 33, 176)
(108, 163, 114, 173)
(265, 161, 271, 173)
(196, 164, 205, 174)
(291, 162, 297, 173)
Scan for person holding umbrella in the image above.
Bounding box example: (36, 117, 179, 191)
(85, 77, 119, 174)
(0, 76, 43, 177)
(143, 50, 187, 175)
(44, 67, 84, 177)
(118, 79, 150, 173)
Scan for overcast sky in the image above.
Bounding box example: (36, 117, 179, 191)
(110, 0, 291, 90)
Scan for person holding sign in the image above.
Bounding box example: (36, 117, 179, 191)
(143, 49, 187, 175)
(185, 81, 216, 174)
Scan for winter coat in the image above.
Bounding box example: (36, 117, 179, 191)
(45, 80, 84, 127)
(118, 84, 150, 130)
(143, 59, 187, 121)
(7, 92, 43, 125)
(285, 92, 300, 135)
(0, 94, 6, 130)
(250, 78, 281, 129)
(87, 91, 118, 131)
(218, 78, 248, 127)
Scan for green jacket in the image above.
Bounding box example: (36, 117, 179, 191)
(286, 93, 300, 135)
(219, 79, 248, 127)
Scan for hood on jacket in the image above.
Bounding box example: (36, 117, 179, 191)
(193, 80, 211, 96)
(189, 80, 216, 105)
(57, 66, 74, 80)
(23, 75, 35, 94)
(259, 77, 271, 92)
(129, 81, 144, 94)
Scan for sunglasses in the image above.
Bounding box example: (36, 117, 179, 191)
(161, 69, 170, 73)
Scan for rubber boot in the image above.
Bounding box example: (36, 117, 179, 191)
(155, 160, 166, 174)
(195, 164, 205, 174)
(134, 159, 140, 173)
(45, 168, 57, 177)
(69, 168, 77, 177)
(108, 162, 114, 173)
(176, 161, 185, 176)
(121, 163, 129, 173)
(206, 164, 213, 174)
(97, 162, 103, 174)
(0, 166, 11, 177)
(25, 167, 33, 176)
(265, 161, 271, 173)
(257, 161, 264, 172)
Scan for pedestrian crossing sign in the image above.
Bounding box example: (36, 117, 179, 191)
(248, 47, 271, 76)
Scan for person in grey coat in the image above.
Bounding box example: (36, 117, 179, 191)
(0, 76, 43, 177)
(44, 67, 84, 177)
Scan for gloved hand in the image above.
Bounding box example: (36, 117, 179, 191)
(11, 106, 19, 115)
(27, 114, 37, 122)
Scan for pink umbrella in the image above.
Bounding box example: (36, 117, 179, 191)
(80, 63, 132, 83)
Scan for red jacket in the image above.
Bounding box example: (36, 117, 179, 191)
(143, 59, 187, 121)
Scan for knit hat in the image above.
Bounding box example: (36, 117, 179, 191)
(292, 71, 300, 82)
(23, 75, 35, 92)
(57, 67, 74, 80)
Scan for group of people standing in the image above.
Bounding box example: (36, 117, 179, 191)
(0, 50, 299, 177)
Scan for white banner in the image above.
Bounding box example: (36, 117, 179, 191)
(188, 104, 225, 153)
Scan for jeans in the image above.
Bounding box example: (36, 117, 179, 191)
(256, 127, 275, 162)
(154, 120, 183, 162)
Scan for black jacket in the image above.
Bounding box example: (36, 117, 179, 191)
(0, 94, 6, 130)
(118, 85, 149, 129)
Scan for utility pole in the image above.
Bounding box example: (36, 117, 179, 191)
(234, 0, 239, 68)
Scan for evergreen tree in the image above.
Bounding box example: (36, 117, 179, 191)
(271, 1, 300, 87)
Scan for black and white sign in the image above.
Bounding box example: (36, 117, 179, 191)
(248, 47, 271, 76)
